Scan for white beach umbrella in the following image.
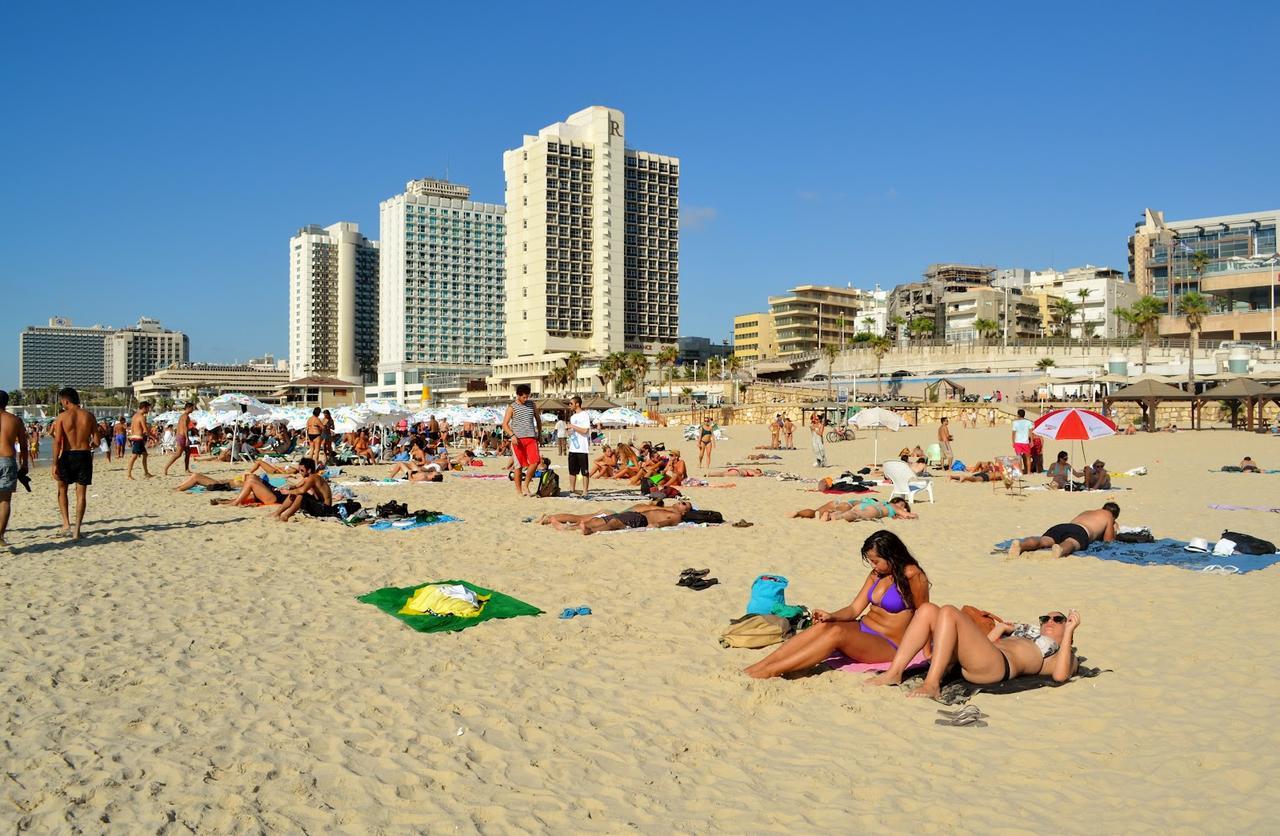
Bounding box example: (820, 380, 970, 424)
(850, 407, 906, 463)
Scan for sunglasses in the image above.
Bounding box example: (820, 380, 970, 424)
(1039, 614, 1067, 624)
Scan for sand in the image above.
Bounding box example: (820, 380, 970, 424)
(3, 424, 1279, 832)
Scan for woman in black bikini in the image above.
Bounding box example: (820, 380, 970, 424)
(697, 417, 715, 469)
(866, 605, 1080, 697)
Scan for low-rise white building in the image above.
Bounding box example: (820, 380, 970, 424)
(1026, 265, 1139, 339)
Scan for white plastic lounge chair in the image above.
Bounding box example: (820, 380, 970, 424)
(883, 460, 934, 504)
(924, 443, 944, 469)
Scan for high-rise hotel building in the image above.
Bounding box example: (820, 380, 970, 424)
(369, 178, 505, 404)
(490, 106, 679, 392)
(288, 222, 380, 382)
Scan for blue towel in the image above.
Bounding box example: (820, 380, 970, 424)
(370, 515, 460, 531)
(995, 538, 1280, 574)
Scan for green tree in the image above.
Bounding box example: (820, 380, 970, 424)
(861, 316, 876, 334)
(870, 335, 893, 395)
(656, 345, 679, 402)
(547, 366, 569, 395)
(564, 352, 584, 392)
(973, 317, 999, 345)
(1076, 288, 1092, 352)
(599, 352, 625, 395)
(1177, 291, 1211, 387)
(909, 316, 935, 340)
(628, 352, 650, 399)
(1051, 297, 1079, 341)
(1116, 295, 1164, 374)
(1036, 356, 1056, 394)
(889, 314, 905, 341)
(680, 386, 693, 404)
(822, 342, 839, 398)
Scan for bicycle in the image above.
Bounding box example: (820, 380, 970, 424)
(826, 426, 855, 443)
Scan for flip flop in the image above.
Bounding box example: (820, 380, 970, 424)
(559, 608, 579, 619)
(934, 715, 988, 728)
(732, 520, 754, 527)
(685, 577, 719, 591)
(937, 706, 987, 720)
(575, 606, 592, 616)
(680, 568, 710, 577)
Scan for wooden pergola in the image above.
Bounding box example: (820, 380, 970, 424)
(1197, 378, 1272, 430)
(1102, 379, 1200, 431)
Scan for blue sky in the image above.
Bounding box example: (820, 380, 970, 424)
(4, 2, 1279, 389)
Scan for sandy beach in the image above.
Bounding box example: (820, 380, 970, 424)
(3, 424, 1280, 832)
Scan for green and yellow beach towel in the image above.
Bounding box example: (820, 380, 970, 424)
(357, 579, 542, 634)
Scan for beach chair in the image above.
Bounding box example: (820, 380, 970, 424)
(996, 456, 1024, 496)
(883, 460, 934, 504)
(924, 443, 944, 469)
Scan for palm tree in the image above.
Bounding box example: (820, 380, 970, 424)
(861, 316, 876, 335)
(564, 351, 584, 391)
(1189, 249, 1212, 288)
(547, 366, 569, 394)
(616, 367, 636, 398)
(628, 352, 650, 399)
(1051, 297, 1079, 342)
(1075, 288, 1091, 353)
(656, 345, 679, 403)
(889, 314, 906, 344)
(973, 317, 999, 345)
(834, 315, 847, 350)
(1115, 295, 1163, 374)
(1178, 291, 1210, 387)
(870, 335, 892, 395)
(599, 352, 625, 395)
(822, 343, 838, 398)
(680, 386, 693, 404)
(1036, 356, 1056, 395)
(724, 354, 743, 404)
(909, 317, 935, 341)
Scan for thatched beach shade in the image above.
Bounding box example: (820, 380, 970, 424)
(1103, 378, 1199, 432)
(1200, 377, 1273, 430)
(581, 396, 619, 410)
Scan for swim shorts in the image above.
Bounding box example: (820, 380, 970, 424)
(57, 450, 94, 486)
(130, 439, 146, 455)
(1013, 443, 1030, 456)
(606, 511, 648, 529)
(1043, 522, 1090, 550)
(512, 436, 540, 468)
(176, 434, 189, 450)
(300, 494, 334, 517)
(0, 456, 15, 492)
(568, 452, 589, 476)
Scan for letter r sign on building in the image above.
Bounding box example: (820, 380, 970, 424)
(610, 119, 622, 138)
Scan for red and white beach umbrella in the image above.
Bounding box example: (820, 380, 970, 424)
(1032, 408, 1117, 441)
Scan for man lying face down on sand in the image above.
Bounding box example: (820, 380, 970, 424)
(1010, 503, 1119, 558)
(539, 500, 695, 535)
(866, 605, 1081, 699)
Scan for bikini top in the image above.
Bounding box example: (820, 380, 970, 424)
(1010, 623, 1061, 657)
(868, 576, 908, 613)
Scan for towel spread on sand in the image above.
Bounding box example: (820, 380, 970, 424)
(457, 474, 510, 480)
(357, 579, 542, 633)
(825, 651, 928, 673)
(1209, 504, 1280, 513)
(995, 538, 1280, 573)
(369, 515, 459, 531)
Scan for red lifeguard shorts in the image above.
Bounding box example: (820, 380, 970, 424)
(513, 437, 540, 467)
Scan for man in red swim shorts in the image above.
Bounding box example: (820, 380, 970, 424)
(1011, 407, 1034, 474)
(502, 383, 543, 497)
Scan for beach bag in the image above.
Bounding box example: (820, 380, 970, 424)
(746, 574, 789, 615)
(961, 605, 1005, 635)
(683, 509, 723, 525)
(1116, 530, 1154, 544)
(951, 460, 966, 471)
(718, 614, 792, 648)
(536, 469, 560, 498)
(1221, 530, 1277, 555)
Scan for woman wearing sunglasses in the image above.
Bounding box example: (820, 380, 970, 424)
(866, 604, 1079, 698)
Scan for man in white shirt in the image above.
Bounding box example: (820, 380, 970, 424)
(555, 416, 568, 456)
(1011, 408, 1034, 474)
(566, 395, 593, 496)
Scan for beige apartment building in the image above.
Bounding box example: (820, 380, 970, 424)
(289, 222, 379, 383)
(1129, 208, 1279, 342)
(767, 285, 868, 356)
(943, 287, 1045, 342)
(490, 106, 679, 394)
(732, 312, 778, 361)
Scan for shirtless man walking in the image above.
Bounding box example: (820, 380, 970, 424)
(162, 402, 196, 476)
(126, 401, 153, 480)
(51, 387, 99, 540)
(1009, 502, 1119, 558)
(112, 417, 127, 460)
(938, 416, 954, 468)
(0, 390, 31, 552)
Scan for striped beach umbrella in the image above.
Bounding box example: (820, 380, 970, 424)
(1032, 408, 1117, 441)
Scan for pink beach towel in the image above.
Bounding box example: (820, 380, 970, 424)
(824, 651, 927, 673)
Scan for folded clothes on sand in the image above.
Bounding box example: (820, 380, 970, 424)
(995, 538, 1280, 573)
(358, 579, 541, 634)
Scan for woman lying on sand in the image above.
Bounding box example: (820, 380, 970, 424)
(866, 605, 1080, 697)
(705, 467, 764, 477)
(788, 496, 915, 521)
(745, 530, 930, 678)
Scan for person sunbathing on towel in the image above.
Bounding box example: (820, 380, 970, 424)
(866, 605, 1080, 697)
(174, 472, 236, 492)
(745, 530, 930, 678)
(244, 459, 299, 477)
(1009, 502, 1118, 558)
(271, 458, 333, 522)
(705, 467, 764, 477)
(789, 496, 914, 521)
(215, 472, 290, 507)
(539, 501, 667, 530)
(948, 461, 997, 482)
(580, 500, 693, 536)
(1240, 456, 1261, 473)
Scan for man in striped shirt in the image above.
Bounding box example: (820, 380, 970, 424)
(502, 384, 543, 497)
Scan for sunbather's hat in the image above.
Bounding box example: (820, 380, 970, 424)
(1184, 537, 1211, 553)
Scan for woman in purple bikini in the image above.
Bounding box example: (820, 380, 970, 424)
(745, 530, 931, 678)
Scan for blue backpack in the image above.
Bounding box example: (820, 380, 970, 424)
(746, 575, 789, 615)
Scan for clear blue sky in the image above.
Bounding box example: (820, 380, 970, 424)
(4, 2, 1279, 389)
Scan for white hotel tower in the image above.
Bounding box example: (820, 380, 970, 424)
(288, 222, 379, 382)
(489, 105, 680, 392)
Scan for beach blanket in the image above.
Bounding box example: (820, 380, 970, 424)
(338, 478, 408, 487)
(1209, 504, 1280, 513)
(369, 514, 459, 531)
(358, 579, 541, 634)
(994, 538, 1280, 574)
(1208, 468, 1280, 474)
(457, 473, 509, 480)
(825, 651, 927, 673)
